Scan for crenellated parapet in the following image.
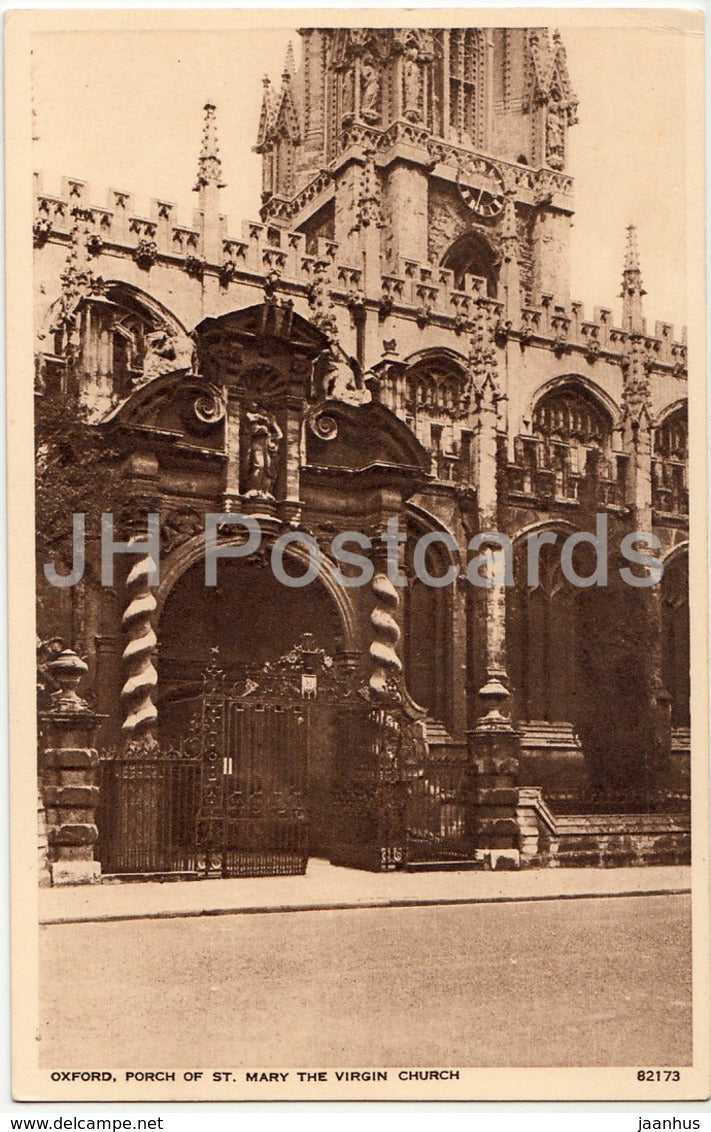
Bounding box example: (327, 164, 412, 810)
(33, 172, 688, 385)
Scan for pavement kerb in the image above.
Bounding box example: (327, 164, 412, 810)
(40, 884, 692, 927)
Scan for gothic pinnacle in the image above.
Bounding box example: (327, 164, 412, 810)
(622, 224, 645, 292)
(282, 40, 296, 83)
(621, 224, 646, 333)
(194, 101, 225, 191)
(468, 301, 499, 394)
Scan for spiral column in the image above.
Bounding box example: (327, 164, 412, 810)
(121, 539, 158, 745)
(368, 571, 403, 700)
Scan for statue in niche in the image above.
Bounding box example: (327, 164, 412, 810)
(545, 103, 566, 170)
(402, 43, 422, 122)
(359, 56, 380, 123)
(341, 66, 355, 122)
(244, 410, 283, 496)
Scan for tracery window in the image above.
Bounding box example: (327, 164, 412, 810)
(448, 29, 486, 148)
(532, 386, 611, 448)
(654, 406, 687, 461)
(653, 405, 688, 516)
(528, 384, 615, 499)
(404, 361, 469, 421)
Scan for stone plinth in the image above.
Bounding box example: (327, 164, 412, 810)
(465, 676, 522, 870)
(40, 650, 102, 886)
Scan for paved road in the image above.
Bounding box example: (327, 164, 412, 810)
(40, 894, 691, 1068)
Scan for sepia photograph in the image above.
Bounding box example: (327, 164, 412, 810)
(6, 6, 709, 1104)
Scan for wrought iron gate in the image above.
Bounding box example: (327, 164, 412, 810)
(98, 636, 477, 877)
(98, 637, 361, 878)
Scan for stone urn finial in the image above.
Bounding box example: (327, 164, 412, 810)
(47, 648, 90, 712)
(475, 675, 513, 732)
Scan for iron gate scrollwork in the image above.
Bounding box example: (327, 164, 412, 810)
(97, 635, 475, 877)
(98, 635, 364, 878)
(189, 648, 313, 877)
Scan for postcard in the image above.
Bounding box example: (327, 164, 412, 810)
(7, 6, 709, 1102)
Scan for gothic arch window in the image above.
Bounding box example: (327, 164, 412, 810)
(533, 385, 611, 447)
(531, 383, 614, 486)
(402, 356, 471, 476)
(403, 518, 453, 726)
(405, 357, 469, 421)
(37, 283, 190, 401)
(441, 231, 499, 297)
(102, 285, 192, 398)
(662, 550, 690, 729)
(653, 405, 688, 515)
(507, 538, 583, 725)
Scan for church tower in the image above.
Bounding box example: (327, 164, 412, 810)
(257, 27, 578, 304)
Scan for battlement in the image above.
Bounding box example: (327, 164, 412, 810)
(33, 172, 687, 378)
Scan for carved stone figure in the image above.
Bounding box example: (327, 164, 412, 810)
(161, 507, 203, 555)
(140, 326, 178, 383)
(139, 325, 194, 385)
(402, 44, 422, 122)
(244, 410, 283, 495)
(546, 103, 566, 170)
(314, 349, 372, 406)
(359, 56, 380, 122)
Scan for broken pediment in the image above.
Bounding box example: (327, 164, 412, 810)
(305, 400, 430, 475)
(104, 370, 226, 449)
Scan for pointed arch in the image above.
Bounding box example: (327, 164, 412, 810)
(653, 401, 688, 515)
(528, 373, 621, 428)
(441, 230, 499, 297)
(507, 521, 587, 727)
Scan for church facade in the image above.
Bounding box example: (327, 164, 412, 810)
(34, 27, 691, 883)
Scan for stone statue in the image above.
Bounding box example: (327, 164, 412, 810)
(360, 56, 380, 122)
(139, 323, 195, 386)
(314, 349, 372, 406)
(546, 104, 566, 170)
(141, 326, 177, 383)
(402, 44, 422, 122)
(244, 410, 283, 495)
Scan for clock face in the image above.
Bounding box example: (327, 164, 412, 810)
(457, 157, 506, 218)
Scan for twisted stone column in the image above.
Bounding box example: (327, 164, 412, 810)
(329, 568, 408, 870)
(121, 539, 158, 744)
(368, 571, 403, 700)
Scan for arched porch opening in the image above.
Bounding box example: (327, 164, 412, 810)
(156, 550, 352, 857)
